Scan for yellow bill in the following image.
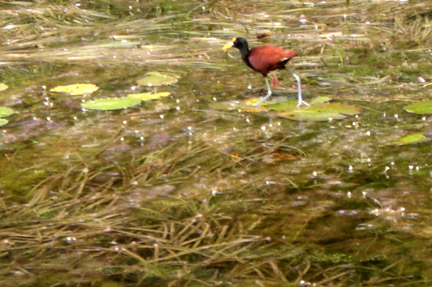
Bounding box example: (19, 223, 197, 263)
(222, 42, 233, 50)
(222, 38, 236, 50)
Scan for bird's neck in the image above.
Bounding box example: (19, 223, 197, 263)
(239, 46, 252, 69)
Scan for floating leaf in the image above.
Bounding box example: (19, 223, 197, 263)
(240, 106, 269, 113)
(0, 107, 14, 117)
(243, 97, 263, 106)
(127, 92, 171, 102)
(273, 103, 361, 121)
(50, 83, 99, 96)
(265, 99, 298, 110)
(310, 96, 332, 104)
(390, 132, 432, 146)
(0, 118, 8, 126)
(404, 100, 432, 114)
(81, 97, 141, 111)
(137, 72, 178, 87)
(211, 97, 360, 121)
(0, 83, 8, 92)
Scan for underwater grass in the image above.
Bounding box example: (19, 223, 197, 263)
(1, 136, 431, 286)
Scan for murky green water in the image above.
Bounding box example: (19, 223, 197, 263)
(1, 0, 432, 286)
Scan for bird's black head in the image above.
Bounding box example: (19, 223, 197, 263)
(222, 37, 250, 52)
(232, 37, 248, 50)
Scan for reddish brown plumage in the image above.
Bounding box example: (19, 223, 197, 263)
(248, 46, 298, 76)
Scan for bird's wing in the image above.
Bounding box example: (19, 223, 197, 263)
(248, 46, 297, 75)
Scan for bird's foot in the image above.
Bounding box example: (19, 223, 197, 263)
(296, 100, 310, 107)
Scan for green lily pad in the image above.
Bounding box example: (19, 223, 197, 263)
(310, 96, 332, 104)
(211, 97, 360, 121)
(390, 132, 432, 146)
(127, 92, 171, 102)
(265, 99, 298, 110)
(247, 96, 332, 107)
(137, 72, 178, 87)
(50, 83, 99, 96)
(273, 103, 361, 121)
(81, 97, 141, 111)
(0, 107, 14, 117)
(0, 118, 8, 126)
(404, 100, 432, 114)
(0, 83, 8, 92)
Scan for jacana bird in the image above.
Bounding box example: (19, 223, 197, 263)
(223, 37, 308, 107)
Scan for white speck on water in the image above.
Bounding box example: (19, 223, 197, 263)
(299, 15, 307, 24)
(65, 236, 76, 244)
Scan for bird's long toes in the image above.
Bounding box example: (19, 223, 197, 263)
(297, 101, 310, 107)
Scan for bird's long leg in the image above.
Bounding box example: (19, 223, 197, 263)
(286, 68, 309, 107)
(254, 78, 272, 107)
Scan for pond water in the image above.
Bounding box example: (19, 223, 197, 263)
(1, 0, 432, 286)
